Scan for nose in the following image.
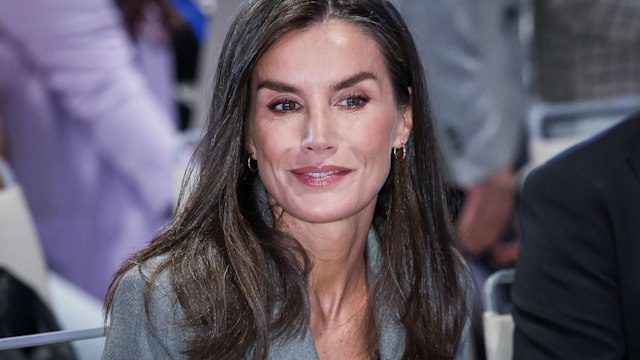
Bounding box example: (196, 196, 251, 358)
(301, 106, 337, 153)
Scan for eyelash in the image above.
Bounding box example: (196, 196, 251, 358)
(338, 93, 370, 109)
(266, 92, 370, 114)
(267, 98, 301, 114)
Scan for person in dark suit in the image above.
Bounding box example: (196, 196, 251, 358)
(511, 113, 640, 359)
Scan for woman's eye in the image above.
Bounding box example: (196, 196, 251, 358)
(338, 95, 369, 109)
(269, 99, 300, 112)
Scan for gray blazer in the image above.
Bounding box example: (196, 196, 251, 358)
(103, 230, 471, 359)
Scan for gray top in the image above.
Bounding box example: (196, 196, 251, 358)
(398, 0, 526, 187)
(103, 229, 470, 359)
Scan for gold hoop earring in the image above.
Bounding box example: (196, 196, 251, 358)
(247, 156, 258, 172)
(393, 143, 406, 162)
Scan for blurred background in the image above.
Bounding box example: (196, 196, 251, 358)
(1, 0, 639, 359)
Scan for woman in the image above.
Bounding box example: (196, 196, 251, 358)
(103, 0, 469, 359)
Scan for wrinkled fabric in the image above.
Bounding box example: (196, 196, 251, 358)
(0, 0, 176, 299)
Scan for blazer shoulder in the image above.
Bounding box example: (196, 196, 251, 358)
(104, 255, 190, 359)
(116, 255, 173, 302)
(117, 254, 181, 326)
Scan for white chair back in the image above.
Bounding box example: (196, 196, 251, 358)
(527, 95, 640, 168)
(483, 268, 515, 360)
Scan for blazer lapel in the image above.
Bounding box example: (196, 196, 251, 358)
(366, 229, 406, 360)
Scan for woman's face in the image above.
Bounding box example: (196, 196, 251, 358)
(248, 19, 412, 226)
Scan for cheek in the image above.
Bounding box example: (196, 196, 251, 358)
(352, 116, 399, 157)
(346, 123, 396, 186)
(251, 124, 297, 176)
(251, 122, 281, 158)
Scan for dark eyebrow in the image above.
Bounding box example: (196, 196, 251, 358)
(255, 71, 378, 94)
(255, 80, 300, 94)
(330, 71, 377, 92)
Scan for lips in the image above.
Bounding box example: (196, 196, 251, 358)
(291, 166, 351, 186)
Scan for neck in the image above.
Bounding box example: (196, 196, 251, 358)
(277, 214, 373, 323)
(274, 210, 377, 358)
(307, 233, 368, 324)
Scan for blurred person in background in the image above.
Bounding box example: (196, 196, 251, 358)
(512, 112, 640, 359)
(511, 2, 640, 358)
(0, 0, 181, 300)
(0, 117, 4, 187)
(115, 0, 183, 123)
(0, 116, 4, 160)
(399, 0, 527, 281)
(400, 2, 527, 357)
(533, 1, 640, 101)
(170, 0, 209, 130)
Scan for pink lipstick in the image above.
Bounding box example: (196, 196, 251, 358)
(292, 166, 351, 186)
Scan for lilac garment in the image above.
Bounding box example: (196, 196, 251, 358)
(0, 0, 177, 299)
(134, 3, 178, 124)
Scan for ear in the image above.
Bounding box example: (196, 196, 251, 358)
(394, 87, 413, 147)
(246, 135, 257, 159)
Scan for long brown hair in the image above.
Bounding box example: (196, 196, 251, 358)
(105, 0, 468, 359)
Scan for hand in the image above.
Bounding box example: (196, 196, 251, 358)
(490, 239, 520, 268)
(456, 165, 516, 256)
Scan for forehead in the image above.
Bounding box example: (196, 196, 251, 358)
(252, 19, 389, 88)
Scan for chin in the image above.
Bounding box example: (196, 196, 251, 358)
(283, 198, 374, 225)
